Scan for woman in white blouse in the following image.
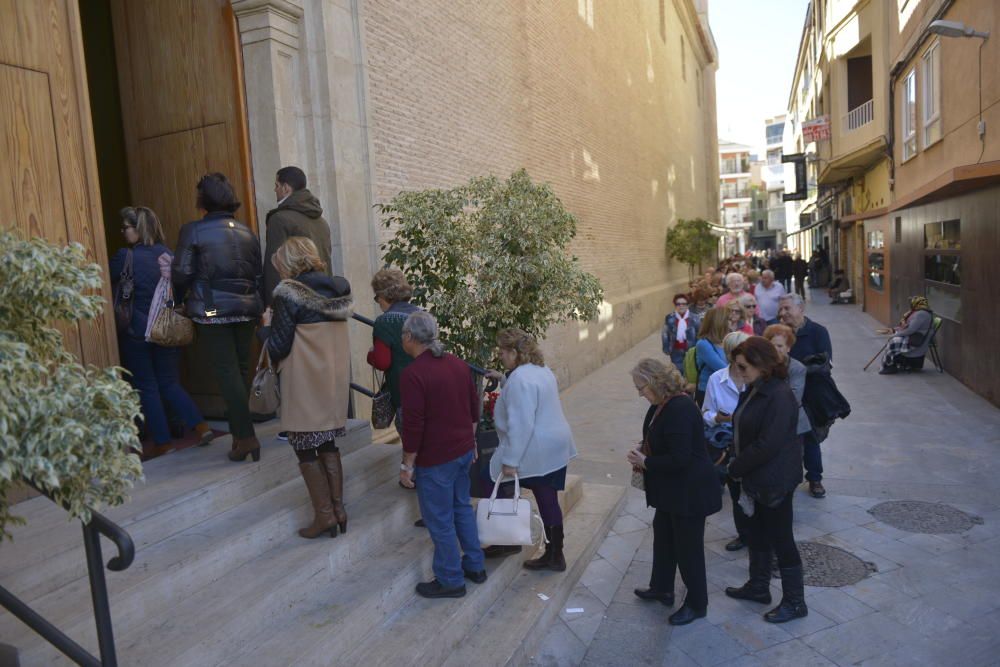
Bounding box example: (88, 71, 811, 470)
(482, 328, 577, 571)
(702, 331, 750, 552)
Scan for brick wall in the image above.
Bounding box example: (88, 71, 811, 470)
(362, 0, 719, 385)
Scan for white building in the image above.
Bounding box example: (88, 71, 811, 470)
(718, 140, 754, 255)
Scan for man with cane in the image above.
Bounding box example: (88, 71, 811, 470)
(778, 294, 832, 498)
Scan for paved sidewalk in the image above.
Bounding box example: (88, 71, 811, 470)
(528, 291, 1000, 666)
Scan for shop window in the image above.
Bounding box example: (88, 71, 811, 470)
(924, 220, 961, 321)
(927, 283, 961, 323)
(924, 219, 960, 249)
(868, 252, 885, 291)
(867, 230, 884, 249)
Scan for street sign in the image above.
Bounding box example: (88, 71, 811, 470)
(782, 153, 808, 202)
(802, 116, 831, 142)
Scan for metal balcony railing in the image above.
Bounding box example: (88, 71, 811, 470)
(844, 99, 874, 132)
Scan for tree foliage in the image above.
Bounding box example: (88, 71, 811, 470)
(665, 218, 718, 278)
(0, 229, 143, 539)
(379, 169, 604, 367)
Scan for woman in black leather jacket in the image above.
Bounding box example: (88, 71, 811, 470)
(258, 237, 353, 538)
(724, 336, 807, 624)
(172, 173, 264, 462)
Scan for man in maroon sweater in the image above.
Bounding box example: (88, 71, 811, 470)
(398, 312, 486, 598)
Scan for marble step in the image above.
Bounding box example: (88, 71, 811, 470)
(218, 475, 586, 667)
(3, 441, 398, 660)
(337, 482, 620, 667)
(443, 483, 626, 667)
(0, 419, 371, 604)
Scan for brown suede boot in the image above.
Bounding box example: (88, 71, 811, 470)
(298, 461, 338, 538)
(227, 436, 261, 462)
(318, 450, 348, 534)
(524, 525, 566, 572)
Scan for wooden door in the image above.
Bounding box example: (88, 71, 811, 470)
(0, 0, 116, 367)
(110, 0, 257, 413)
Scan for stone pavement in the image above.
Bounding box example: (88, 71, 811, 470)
(527, 290, 1000, 666)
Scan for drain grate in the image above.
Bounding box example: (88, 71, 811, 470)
(868, 500, 984, 534)
(799, 541, 877, 587)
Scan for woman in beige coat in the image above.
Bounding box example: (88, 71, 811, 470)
(260, 237, 353, 538)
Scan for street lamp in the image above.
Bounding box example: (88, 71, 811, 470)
(926, 20, 990, 159)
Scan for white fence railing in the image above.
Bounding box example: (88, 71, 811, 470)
(844, 99, 874, 132)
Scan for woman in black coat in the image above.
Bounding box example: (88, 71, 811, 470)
(626, 358, 722, 626)
(725, 336, 808, 624)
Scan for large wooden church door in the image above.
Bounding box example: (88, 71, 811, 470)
(109, 0, 257, 414)
(0, 0, 116, 367)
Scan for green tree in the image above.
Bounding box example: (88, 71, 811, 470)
(0, 229, 143, 539)
(379, 169, 604, 368)
(665, 218, 718, 279)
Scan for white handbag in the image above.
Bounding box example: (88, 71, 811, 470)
(476, 474, 545, 547)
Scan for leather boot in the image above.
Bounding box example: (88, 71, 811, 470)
(764, 565, 808, 623)
(318, 450, 348, 534)
(298, 461, 338, 538)
(524, 525, 566, 572)
(227, 436, 261, 462)
(725, 550, 773, 604)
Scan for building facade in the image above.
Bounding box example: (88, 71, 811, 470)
(718, 140, 753, 255)
(786, 0, 1000, 406)
(2, 0, 720, 410)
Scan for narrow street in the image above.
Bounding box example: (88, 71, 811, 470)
(532, 291, 1000, 666)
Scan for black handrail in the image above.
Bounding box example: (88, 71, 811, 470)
(0, 483, 134, 666)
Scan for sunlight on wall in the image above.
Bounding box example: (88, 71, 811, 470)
(582, 149, 600, 182)
(651, 178, 659, 198)
(577, 0, 594, 28)
(646, 33, 655, 83)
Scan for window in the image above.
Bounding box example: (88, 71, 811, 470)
(924, 220, 961, 321)
(902, 69, 917, 160)
(922, 41, 942, 147)
(867, 228, 885, 291)
(681, 35, 686, 81)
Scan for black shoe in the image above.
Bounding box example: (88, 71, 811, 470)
(764, 565, 808, 623)
(724, 583, 773, 604)
(464, 569, 488, 584)
(725, 550, 773, 604)
(415, 580, 466, 599)
(276, 431, 289, 441)
(808, 481, 826, 498)
(725, 537, 746, 552)
(414, 518, 425, 528)
(483, 545, 522, 558)
(668, 604, 706, 626)
(633, 588, 675, 606)
(878, 366, 898, 375)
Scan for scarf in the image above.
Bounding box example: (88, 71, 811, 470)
(675, 310, 689, 347)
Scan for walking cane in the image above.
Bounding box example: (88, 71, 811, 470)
(863, 339, 889, 372)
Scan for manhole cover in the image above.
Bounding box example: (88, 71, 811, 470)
(868, 500, 984, 534)
(772, 542, 876, 587)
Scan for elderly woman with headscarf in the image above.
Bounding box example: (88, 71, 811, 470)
(876, 296, 935, 375)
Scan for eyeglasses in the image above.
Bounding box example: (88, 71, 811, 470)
(675, 301, 688, 306)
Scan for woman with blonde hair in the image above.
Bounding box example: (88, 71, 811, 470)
(259, 236, 353, 538)
(110, 206, 213, 453)
(627, 358, 721, 625)
(480, 329, 578, 570)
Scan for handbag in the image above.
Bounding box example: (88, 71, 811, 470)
(148, 284, 194, 347)
(370, 370, 395, 429)
(113, 249, 135, 334)
(476, 474, 542, 547)
(248, 346, 280, 415)
(630, 401, 667, 491)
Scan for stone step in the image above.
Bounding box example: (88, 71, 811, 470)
(0, 420, 371, 603)
(3, 441, 399, 658)
(443, 483, 626, 667)
(335, 481, 617, 667)
(217, 475, 586, 667)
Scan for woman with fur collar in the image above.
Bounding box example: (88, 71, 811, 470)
(259, 237, 353, 538)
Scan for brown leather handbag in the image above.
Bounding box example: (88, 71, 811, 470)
(148, 285, 194, 347)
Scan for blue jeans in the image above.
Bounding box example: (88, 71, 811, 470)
(802, 432, 823, 482)
(119, 336, 204, 445)
(415, 450, 485, 587)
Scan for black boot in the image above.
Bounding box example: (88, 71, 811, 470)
(524, 525, 566, 571)
(725, 550, 773, 604)
(764, 565, 808, 623)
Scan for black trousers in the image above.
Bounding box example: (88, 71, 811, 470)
(726, 479, 751, 542)
(650, 510, 708, 612)
(747, 492, 801, 568)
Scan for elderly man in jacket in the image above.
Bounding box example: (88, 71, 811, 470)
(777, 293, 832, 498)
(263, 166, 333, 305)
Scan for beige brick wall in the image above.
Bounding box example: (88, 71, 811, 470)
(362, 0, 719, 385)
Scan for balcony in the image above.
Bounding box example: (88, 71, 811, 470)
(844, 99, 873, 132)
(720, 158, 751, 175)
(721, 186, 751, 200)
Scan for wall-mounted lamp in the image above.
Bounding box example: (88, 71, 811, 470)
(926, 20, 990, 158)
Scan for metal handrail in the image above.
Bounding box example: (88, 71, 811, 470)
(350, 312, 487, 377)
(1, 483, 135, 666)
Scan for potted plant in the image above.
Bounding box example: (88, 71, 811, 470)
(0, 229, 143, 539)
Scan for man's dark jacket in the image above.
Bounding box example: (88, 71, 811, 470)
(263, 188, 333, 305)
(789, 317, 833, 363)
(172, 211, 264, 319)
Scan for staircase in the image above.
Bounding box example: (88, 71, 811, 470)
(0, 422, 624, 666)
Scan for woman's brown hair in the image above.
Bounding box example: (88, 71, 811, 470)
(120, 206, 165, 246)
(496, 328, 544, 367)
(370, 268, 413, 303)
(698, 307, 729, 345)
(762, 323, 797, 348)
(732, 336, 788, 380)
